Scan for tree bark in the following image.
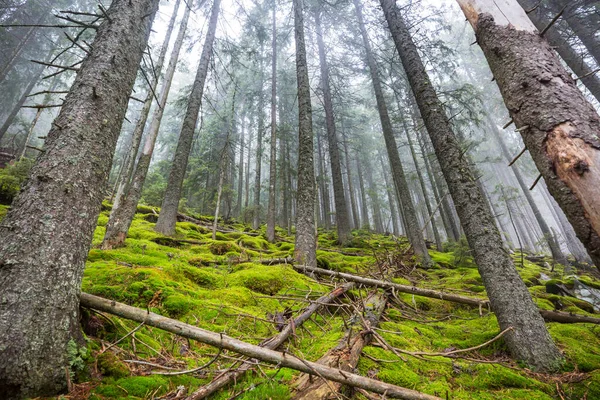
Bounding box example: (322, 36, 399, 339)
(383, 0, 563, 371)
(457, 0, 600, 268)
(266, 3, 278, 242)
(0, 0, 159, 397)
(101, 3, 191, 249)
(155, 0, 221, 235)
(253, 41, 266, 230)
(353, 0, 431, 267)
(187, 283, 354, 400)
(293, 0, 317, 267)
(292, 292, 386, 399)
(314, 8, 352, 244)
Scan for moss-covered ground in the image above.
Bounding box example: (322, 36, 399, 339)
(2, 202, 600, 399)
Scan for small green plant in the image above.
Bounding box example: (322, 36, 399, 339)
(67, 339, 88, 378)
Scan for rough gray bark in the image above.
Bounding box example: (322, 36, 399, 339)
(109, 0, 181, 215)
(266, 3, 277, 242)
(382, 0, 563, 371)
(314, 8, 352, 244)
(516, 0, 600, 102)
(0, 0, 159, 397)
(155, 0, 221, 235)
(101, 3, 191, 249)
(353, 0, 431, 266)
(293, 0, 317, 267)
(253, 41, 266, 230)
(464, 10, 600, 268)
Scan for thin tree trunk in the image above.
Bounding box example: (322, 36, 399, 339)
(364, 156, 384, 233)
(0, 14, 43, 84)
(341, 121, 360, 230)
(353, 0, 431, 266)
(457, 0, 600, 268)
(0, 0, 159, 396)
(355, 154, 370, 230)
(236, 106, 246, 218)
(155, 0, 221, 235)
(293, 0, 317, 267)
(383, 0, 563, 371)
(110, 0, 181, 213)
(213, 150, 228, 240)
(316, 128, 331, 230)
(314, 8, 352, 244)
(253, 42, 266, 230)
(378, 149, 400, 235)
(101, 3, 191, 249)
(266, 3, 278, 242)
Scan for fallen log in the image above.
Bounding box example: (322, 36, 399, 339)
(540, 310, 600, 324)
(292, 291, 387, 399)
(79, 293, 441, 400)
(186, 283, 355, 400)
(176, 213, 260, 236)
(293, 264, 489, 308)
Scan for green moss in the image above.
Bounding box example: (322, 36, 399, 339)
(0, 204, 8, 221)
(97, 352, 129, 378)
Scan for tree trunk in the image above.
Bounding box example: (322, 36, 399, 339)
(293, 0, 317, 267)
(341, 121, 360, 230)
(0, 13, 43, 84)
(515, 0, 600, 103)
(383, 0, 563, 371)
(155, 0, 221, 235)
(110, 0, 181, 214)
(0, 0, 159, 397)
(101, 3, 191, 249)
(364, 154, 384, 233)
(378, 149, 401, 235)
(353, 0, 431, 267)
(236, 106, 246, 218)
(316, 128, 331, 229)
(253, 42, 266, 230)
(266, 3, 278, 242)
(314, 8, 352, 244)
(457, 0, 600, 268)
(355, 154, 370, 230)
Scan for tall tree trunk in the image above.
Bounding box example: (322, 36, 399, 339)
(364, 155, 384, 233)
(316, 128, 331, 229)
(353, 0, 431, 267)
(266, 4, 278, 242)
(253, 42, 266, 230)
(355, 154, 370, 230)
(314, 8, 352, 244)
(515, 0, 600, 103)
(101, 3, 191, 249)
(0, 14, 43, 84)
(155, 0, 221, 235)
(457, 0, 600, 268)
(110, 0, 181, 214)
(0, 0, 159, 397)
(341, 120, 360, 230)
(378, 149, 400, 236)
(383, 0, 563, 371)
(236, 106, 246, 218)
(293, 0, 317, 267)
(0, 64, 44, 142)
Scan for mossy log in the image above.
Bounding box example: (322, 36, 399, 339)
(187, 283, 354, 399)
(292, 291, 387, 399)
(79, 292, 441, 400)
(176, 212, 259, 236)
(293, 264, 489, 308)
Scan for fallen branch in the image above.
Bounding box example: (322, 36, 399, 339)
(186, 283, 354, 399)
(292, 291, 387, 399)
(176, 213, 259, 236)
(540, 310, 600, 324)
(293, 264, 489, 308)
(80, 293, 440, 400)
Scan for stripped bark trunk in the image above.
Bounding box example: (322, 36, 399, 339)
(383, 0, 563, 371)
(186, 283, 354, 399)
(155, 0, 221, 235)
(266, 2, 277, 242)
(80, 293, 441, 400)
(292, 292, 387, 399)
(353, 0, 432, 267)
(314, 8, 352, 244)
(101, 3, 191, 249)
(456, 0, 600, 268)
(0, 0, 159, 397)
(293, 0, 317, 267)
(110, 0, 181, 215)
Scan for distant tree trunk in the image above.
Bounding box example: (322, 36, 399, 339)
(355, 154, 370, 230)
(364, 155, 384, 233)
(245, 113, 253, 215)
(155, 0, 221, 235)
(341, 121, 360, 230)
(383, 0, 563, 371)
(293, 0, 317, 267)
(0, 14, 43, 84)
(253, 42, 266, 230)
(378, 149, 400, 235)
(0, 0, 159, 397)
(236, 106, 246, 218)
(0, 64, 44, 142)
(457, 0, 600, 268)
(515, 0, 600, 103)
(314, 8, 352, 244)
(110, 0, 181, 213)
(317, 129, 332, 229)
(102, 3, 191, 249)
(353, 0, 431, 267)
(266, 4, 278, 242)
(213, 149, 228, 240)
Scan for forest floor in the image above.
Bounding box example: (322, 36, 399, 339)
(2, 202, 600, 400)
